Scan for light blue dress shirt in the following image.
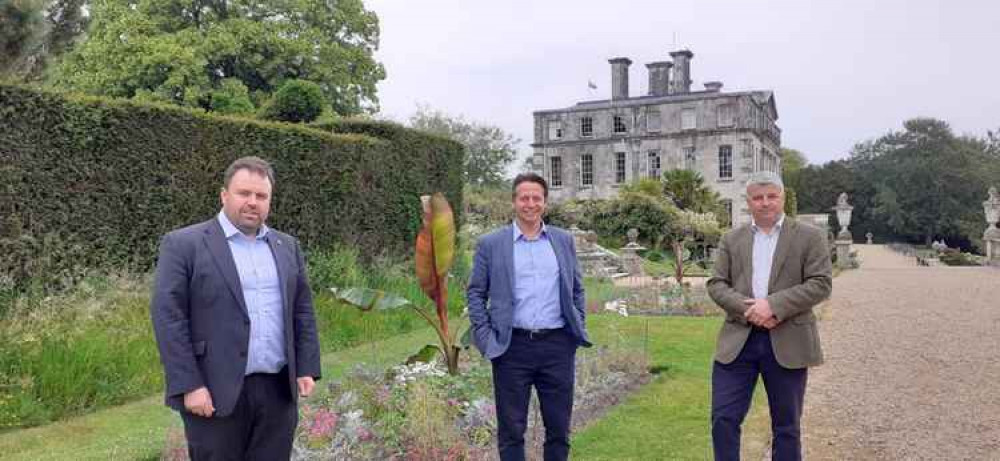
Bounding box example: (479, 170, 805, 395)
(512, 221, 565, 330)
(217, 212, 287, 375)
(751, 214, 785, 300)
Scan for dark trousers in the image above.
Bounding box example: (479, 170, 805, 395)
(181, 370, 298, 461)
(712, 329, 808, 461)
(491, 327, 577, 461)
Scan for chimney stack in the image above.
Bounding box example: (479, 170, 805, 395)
(608, 57, 632, 100)
(645, 61, 673, 97)
(704, 81, 723, 92)
(669, 50, 694, 94)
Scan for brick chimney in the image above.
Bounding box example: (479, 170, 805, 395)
(669, 50, 694, 94)
(608, 57, 632, 100)
(645, 61, 672, 97)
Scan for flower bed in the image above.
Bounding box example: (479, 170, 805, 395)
(291, 344, 650, 460)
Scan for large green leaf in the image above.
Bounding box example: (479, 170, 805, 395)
(429, 193, 455, 278)
(405, 344, 442, 365)
(414, 200, 439, 301)
(329, 287, 411, 311)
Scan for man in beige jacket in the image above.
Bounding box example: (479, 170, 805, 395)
(707, 172, 832, 461)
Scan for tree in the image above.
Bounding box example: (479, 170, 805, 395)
(409, 105, 519, 187)
(0, 0, 46, 79)
(53, 0, 385, 116)
(0, 0, 88, 81)
(258, 79, 325, 123)
(659, 170, 723, 284)
(851, 118, 996, 246)
(661, 169, 725, 217)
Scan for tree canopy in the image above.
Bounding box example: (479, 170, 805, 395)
(53, 0, 385, 116)
(796, 118, 1000, 248)
(409, 105, 519, 187)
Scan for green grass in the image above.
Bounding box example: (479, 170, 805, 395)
(572, 315, 769, 461)
(0, 327, 442, 461)
(0, 247, 466, 431)
(0, 314, 771, 460)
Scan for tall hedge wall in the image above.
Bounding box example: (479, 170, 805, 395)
(0, 84, 464, 291)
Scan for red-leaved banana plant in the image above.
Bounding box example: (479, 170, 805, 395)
(331, 192, 464, 375)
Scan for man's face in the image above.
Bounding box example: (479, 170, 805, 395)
(221, 169, 272, 236)
(746, 183, 784, 227)
(512, 181, 547, 229)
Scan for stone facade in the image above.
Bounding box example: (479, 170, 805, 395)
(531, 50, 782, 226)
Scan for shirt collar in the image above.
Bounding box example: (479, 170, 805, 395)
(218, 210, 269, 241)
(751, 214, 785, 235)
(513, 220, 548, 242)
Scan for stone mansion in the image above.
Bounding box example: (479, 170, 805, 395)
(530, 50, 782, 226)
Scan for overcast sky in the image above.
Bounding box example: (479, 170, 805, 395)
(365, 0, 999, 168)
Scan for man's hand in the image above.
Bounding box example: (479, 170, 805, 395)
(743, 298, 779, 329)
(184, 387, 215, 417)
(297, 376, 316, 398)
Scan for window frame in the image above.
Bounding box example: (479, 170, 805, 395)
(581, 153, 594, 187)
(683, 146, 697, 170)
(718, 145, 733, 179)
(613, 115, 627, 134)
(647, 150, 661, 179)
(681, 108, 696, 130)
(614, 152, 627, 184)
(580, 116, 594, 137)
(550, 156, 563, 188)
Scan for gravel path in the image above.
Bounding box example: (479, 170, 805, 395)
(793, 245, 1000, 460)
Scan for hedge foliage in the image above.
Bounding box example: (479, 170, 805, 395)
(0, 83, 464, 292)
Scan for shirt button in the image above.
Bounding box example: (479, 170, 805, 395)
(240, 350, 247, 358)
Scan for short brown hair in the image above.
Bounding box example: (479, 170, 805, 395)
(223, 156, 275, 188)
(511, 172, 548, 199)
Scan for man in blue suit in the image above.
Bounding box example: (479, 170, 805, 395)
(467, 172, 591, 461)
(151, 156, 322, 460)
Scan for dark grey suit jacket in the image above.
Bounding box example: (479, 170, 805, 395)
(151, 218, 321, 417)
(466, 224, 591, 359)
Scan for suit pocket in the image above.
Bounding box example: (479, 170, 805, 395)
(192, 341, 207, 356)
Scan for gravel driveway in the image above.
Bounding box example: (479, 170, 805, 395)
(788, 245, 1000, 460)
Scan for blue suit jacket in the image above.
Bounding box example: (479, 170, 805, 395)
(466, 224, 591, 359)
(150, 218, 322, 417)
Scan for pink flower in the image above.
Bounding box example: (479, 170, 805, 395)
(308, 409, 338, 439)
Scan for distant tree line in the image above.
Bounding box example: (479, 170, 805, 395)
(786, 118, 1000, 251)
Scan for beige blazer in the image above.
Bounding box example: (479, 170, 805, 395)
(707, 218, 833, 369)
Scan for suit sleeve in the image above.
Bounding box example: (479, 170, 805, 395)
(570, 236, 587, 327)
(466, 237, 493, 356)
(706, 232, 751, 324)
(150, 233, 205, 398)
(767, 227, 833, 322)
(292, 240, 322, 380)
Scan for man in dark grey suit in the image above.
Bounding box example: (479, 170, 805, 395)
(467, 172, 591, 461)
(151, 156, 321, 460)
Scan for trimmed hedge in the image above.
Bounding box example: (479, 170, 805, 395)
(0, 83, 464, 292)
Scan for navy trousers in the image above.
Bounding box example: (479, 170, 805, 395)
(711, 328, 808, 461)
(181, 369, 298, 461)
(491, 327, 577, 461)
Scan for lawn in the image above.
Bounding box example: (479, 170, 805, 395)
(573, 315, 771, 461)
(0, 315, 771, 460)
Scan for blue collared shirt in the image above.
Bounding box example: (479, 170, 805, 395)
(512, 221, 565, 330)
(750, 214, 785, 300)
(217, 212, 287, 375)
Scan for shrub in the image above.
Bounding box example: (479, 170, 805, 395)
(258, 79, 325, 123)
(209, 78, 255, 115)
(0, 83, 463, 292)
